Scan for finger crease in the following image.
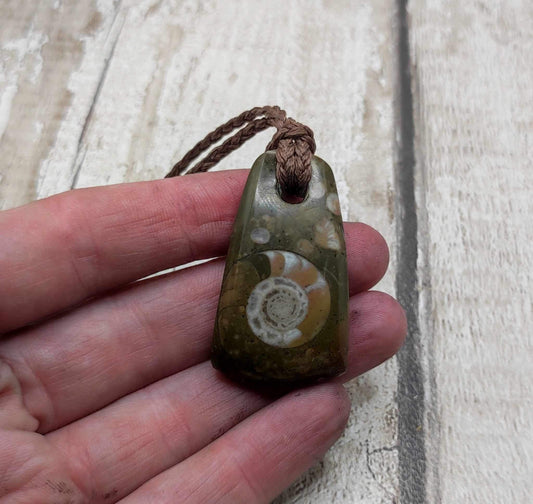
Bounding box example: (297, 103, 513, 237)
(0, 354, 40, 431)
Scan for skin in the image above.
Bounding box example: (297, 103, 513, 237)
(0, 170, 406, 504)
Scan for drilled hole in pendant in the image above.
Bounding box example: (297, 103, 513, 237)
(281, 192, 305, 204)
(278, 183, 308, 204)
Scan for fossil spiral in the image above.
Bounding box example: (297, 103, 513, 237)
(218, 250, 331, 348)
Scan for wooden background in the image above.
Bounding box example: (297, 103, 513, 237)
(1, 0, 531, 502)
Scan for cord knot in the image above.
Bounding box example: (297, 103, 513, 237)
(266, 118, 316, 199)
(167, 106, 316, 200)
(267, 118, 316, 152)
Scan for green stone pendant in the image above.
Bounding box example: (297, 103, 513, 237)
(211, 151, 348, 387)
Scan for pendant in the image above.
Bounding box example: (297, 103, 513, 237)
(211, 151, 348, 388)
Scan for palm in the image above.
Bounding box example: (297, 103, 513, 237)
(0, 171, 405, 503)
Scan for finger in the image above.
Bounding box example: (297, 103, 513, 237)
(342, 291, 407, 381)
(0, 223, 389, 432)
(346, 221, 389, 292)
(48, 363, 271, 502)
(119, 383, 350, 504)
(0, 171, 247, 333)
(46, 291, 405, 501)
(0, 169, 388, 334)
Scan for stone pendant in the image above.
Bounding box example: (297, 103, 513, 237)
(211, 151, 348, 387)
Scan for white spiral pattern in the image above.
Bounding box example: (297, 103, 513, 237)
(245, 251, 330, 348)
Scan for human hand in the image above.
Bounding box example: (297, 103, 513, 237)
(0, 170, 406, 503)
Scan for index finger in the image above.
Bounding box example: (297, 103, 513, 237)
(0, 170, 246, 333)
(0, 170, 389, 334)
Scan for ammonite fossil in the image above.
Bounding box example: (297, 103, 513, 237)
(221, 250, 330, 349)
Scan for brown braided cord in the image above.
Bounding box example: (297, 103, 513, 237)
(165, 106, 316, 198)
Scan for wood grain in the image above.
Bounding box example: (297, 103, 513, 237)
(0, 0, 121, 209)
(409, 1, 533, 502)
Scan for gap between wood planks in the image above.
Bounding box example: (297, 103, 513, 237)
(394, 0, 435, 502)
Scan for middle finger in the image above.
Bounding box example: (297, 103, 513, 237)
(0, 222, 388, 433)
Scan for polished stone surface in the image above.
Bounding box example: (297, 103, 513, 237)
(211, 152, 348, 387)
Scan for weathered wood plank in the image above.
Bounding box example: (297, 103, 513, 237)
(408, 1, 533, 502)
(0, 1, 401, 502)
(0, 0, 121, 210)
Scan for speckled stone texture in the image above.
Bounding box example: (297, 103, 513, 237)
(212, 152, 348, 387)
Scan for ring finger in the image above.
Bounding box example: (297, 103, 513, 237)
(47, 290, 406, 502)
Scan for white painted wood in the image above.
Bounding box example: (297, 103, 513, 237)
(0, 0, 123, 210)
(0, 1, 400, 502)
(409, 1, 533, 502)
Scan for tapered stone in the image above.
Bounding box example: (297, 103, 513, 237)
(211, 152, 348, 387)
